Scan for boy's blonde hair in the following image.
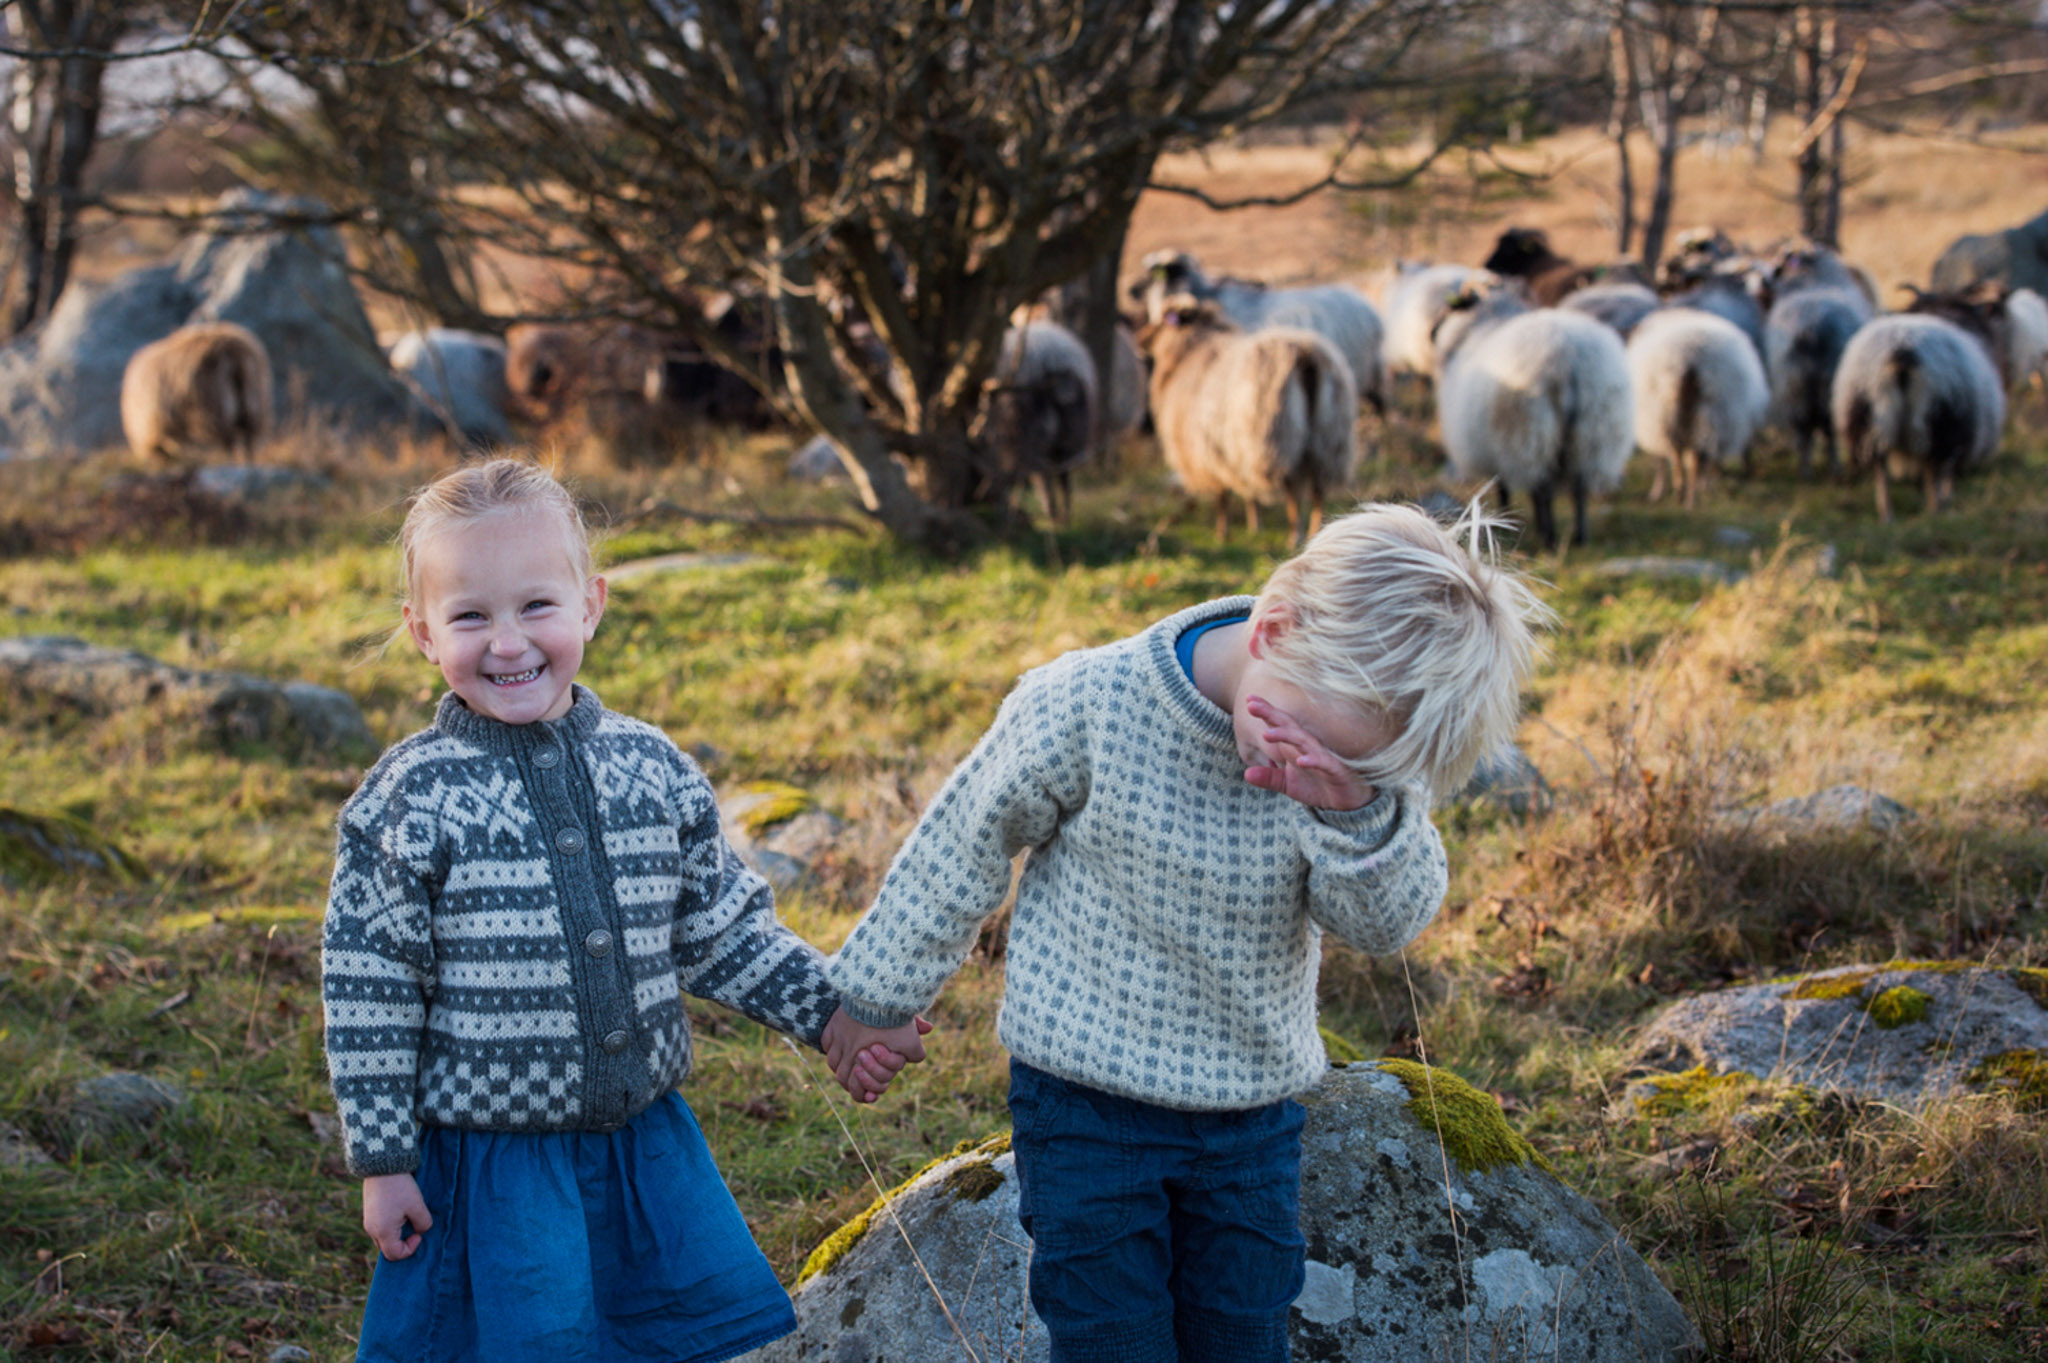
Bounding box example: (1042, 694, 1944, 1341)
(1250, 498, 1551, 800)
(397, 457, 595, 602)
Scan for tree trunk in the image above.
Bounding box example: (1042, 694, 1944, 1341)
(1609, 22, 1636, 258)
(1639, 98, 1681, 273)
(1793, 5, 1830, 242)
(3, 0, 116, 338)
(1821, 117, 1844, 248)
(1047, 221, 1127, 447)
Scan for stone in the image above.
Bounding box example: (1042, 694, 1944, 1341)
(1626, 963, 2048, 1110)
(1593, 556, 1744, 586)
(1738, 784, 1914, 833)
(1445, 744, 1551, 817)
(72, 1073, 183, 1136)
(189, 464, 332, 505)
(1, 1122, 55, 1168)
(718, 782, 845, 891)
(1416, 488, 1465, 523)
(267, 1347, 316, 1363)
(787, 435, 849, 482)
(605, 551, 769, 583)
(0, 635, 374, 753)
(0, 805, 145, 886)
(1711, 525, 1757, 548)
(741, 1066, 1701, 1363)
(386, 328, 511, 447)
(0, 188, 421, 455)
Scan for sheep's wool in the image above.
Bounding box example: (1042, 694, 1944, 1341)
(322, 687, 837, 1176)
(831, 597, 1448, 1111)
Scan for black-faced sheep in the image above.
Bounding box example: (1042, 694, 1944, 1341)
(981, 319, 1098, 525)
(1625, 308, 1770, 508)
(1831, 313, 2005, 521)
(1764, 288, 1868, 476)
(1131, 251, 1386, 416)
(1136, 300, 1357, 545)
(1900, 282, 2048, 397)
(120, 323, 273, 466)
(387, 328, 510, 448)
(1430, 284, 1635, 548)
(1379, 262, 1493, 381)
(1560, 281, 1662, 339)
(1481, 228, 1599, 307)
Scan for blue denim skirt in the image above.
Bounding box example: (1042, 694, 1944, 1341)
(356, 1090, 796, 1363)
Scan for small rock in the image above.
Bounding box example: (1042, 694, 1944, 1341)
(1416, 488, 1465, 523)
(1, 1122, 54, 1168)
(281, 681, 376, 751)
(267, 1346, 316, 1363)
(305, 1112, 343, 1147)
(1712, 525, 1758, 548)
(0, 805, 145, 887)
(688, 741, 727, 769)
(759, 808, 846, 863)
(743, 847, 811, 893)
(1445, 744, 1551, 817)
(189, 464, 331, 505)
(1748, 785, 1914, 832)
(605, 551, 768, 583)
(787, 435, 848, 482)
(72, 1073, 183, 1136)
(1594, 556, 1745, 585)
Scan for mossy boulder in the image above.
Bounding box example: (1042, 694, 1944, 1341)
(715, 781, 845, 893)
(0, 805, 146, 887)
(1629, 962, 2048, 1109)
(740, 1065, 1699, 1363)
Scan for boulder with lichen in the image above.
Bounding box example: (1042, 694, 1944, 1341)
(739, 1065, 1699, 1363)
(1626, 962, 2048, 1111)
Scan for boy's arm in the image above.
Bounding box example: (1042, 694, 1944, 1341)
(1296, 783, 1450, 956)
(322, 820, 435, 1178)
(669, 767, 840, 1049)
(830, 668, 1088, 1028)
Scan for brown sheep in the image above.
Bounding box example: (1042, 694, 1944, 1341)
(120, 323, 273, 466)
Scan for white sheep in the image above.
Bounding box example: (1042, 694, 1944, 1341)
(1560, 281, 1662, 339)
(120, 323, 274, 467)
(1625, 309, 1770, 508)
(983, 319, 1098, 524)
(1431, 284, 1635, 548)
(1379, 261, 1493, 381)
(1133, 251, 1386, 415)
(1136, 300, 1357, 545)
(2005, 287, 2048, 394)
(1764, 288, 1868, 476)
(387, 328, 511, 447)
(1831, 313, 2005, 521)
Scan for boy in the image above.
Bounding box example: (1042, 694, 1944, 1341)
(826, 502, 1548, 1362)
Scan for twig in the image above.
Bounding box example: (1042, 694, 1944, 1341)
(144, 988, 194, 1020)
(617, 498, 861, 534)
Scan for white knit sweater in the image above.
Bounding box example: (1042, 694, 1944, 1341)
(830, 597, 1449, 1110)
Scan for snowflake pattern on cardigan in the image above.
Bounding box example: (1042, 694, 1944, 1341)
(830, 597, 1450, 1111)
(322, 686, 837, 1176)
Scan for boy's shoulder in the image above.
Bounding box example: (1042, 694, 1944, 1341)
(339, 723, 484, 824)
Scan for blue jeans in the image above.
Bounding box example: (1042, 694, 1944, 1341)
(1007, 1060, 1305, 1363)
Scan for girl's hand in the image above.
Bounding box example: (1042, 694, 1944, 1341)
(363, 1173, 432, 1260)
(821, 1006, 934, 1103)
(1241, 695, 1376, 811)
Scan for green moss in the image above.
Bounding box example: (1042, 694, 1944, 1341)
(1865, 985, 1932, 1029)
(0, 805, 147, 887)
(1966, 1050, 2048, 1112)
(1319, 1026, 1365, 1066)
(1632, 1064, 1760, 1119)
(796, 1131, 1011, 1285)
(1372, 1059, 1549, 1175)
(1786, 972, 1873, 1002)
(2011, 969, 2048, 1010)
(733, 780, 813, 837)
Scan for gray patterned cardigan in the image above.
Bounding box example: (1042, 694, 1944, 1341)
(831, 597, 1450, 1112)
(322, 686, 838, 1177)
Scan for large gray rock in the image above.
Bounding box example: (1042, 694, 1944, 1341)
(1446, 744, 1551, 817)
(0, 635, 374, 752)
(1731, 784, 1914, 833)
(1930, 206, 2048, 295)
(742, 1066, 1700, 1363)
(717, 782, 845, 893)
(387, 328, 512, 447)
(72, 1072, 184, 1137)
(0, 189, 419, 455)
(1627, 962, 2048, 1110)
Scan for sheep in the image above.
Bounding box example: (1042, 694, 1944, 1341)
(386, 328, 510, 448)
(1666, 270, 1768, 361)
(1430, 283, 1635, 548)
(503, 322, 661, 419)
(1900, 281, 2048, 397)
(1768, 242, 1880, 319)
(120, 323, 273, 467)
(1131, 251, 1386, 416)
(1831, 313, 2005, 522)
(981, 319, 1098, 525)
(1560, 281, 1662, 339)
(1625, 308, 1770, 508)
(1103, 324, 1149, 438)
(1135, 300, 1357, 545)
(1481, 227, 1598, 306)
(1380, 261, 1493, 381)
(1763, 288, 1868, 477)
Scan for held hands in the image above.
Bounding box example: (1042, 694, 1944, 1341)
(821, 1005, 934, 1104)
(1241, 695, 1375, 811)
(362, 1172, 432, 1260)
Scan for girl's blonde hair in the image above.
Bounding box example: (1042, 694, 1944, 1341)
(397, 458, 595, 602)
(1250, 497, 1553, 801)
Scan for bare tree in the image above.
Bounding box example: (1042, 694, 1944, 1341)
(399, 0, 1473, 551)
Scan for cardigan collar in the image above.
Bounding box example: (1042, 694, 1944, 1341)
(432, 683, 605, 754)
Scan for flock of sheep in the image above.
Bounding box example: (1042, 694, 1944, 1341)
(115, 218, 2048, 548)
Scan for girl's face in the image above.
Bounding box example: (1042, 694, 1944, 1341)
(403, 508, 606, 725)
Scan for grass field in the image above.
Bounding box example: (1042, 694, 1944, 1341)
(6, 120, 2048, 1362)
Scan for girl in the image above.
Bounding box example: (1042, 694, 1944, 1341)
(322, 458, 923, 1362)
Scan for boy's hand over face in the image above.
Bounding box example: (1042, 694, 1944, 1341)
(1241, 695, 1377, 810)
(821, 1005, 934, 1104)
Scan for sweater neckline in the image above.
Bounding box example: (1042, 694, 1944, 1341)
(1144, 596, 1254, 748)
(432, 683, 605, 753)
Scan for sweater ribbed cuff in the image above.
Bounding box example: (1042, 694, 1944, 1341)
(842, 997, 916, 1030)
(1309, 785, 1399, 840)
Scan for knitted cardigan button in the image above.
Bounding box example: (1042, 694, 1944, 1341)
(533, 746, 560, 769)
(601, 1029, 630, 1054)
(556, 827, 586, 854)
(584, 928, 613, 957)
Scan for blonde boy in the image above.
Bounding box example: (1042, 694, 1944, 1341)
(826, 502, 1548, 1363)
